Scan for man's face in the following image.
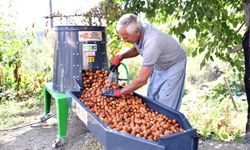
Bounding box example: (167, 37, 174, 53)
(118, 28, 141, 43)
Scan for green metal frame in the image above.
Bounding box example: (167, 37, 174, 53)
(43, 82, 71, 139)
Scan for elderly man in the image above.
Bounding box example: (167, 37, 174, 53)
(107, 13, 186, 111)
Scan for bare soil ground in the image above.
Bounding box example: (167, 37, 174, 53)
(1, 106, 250, 150)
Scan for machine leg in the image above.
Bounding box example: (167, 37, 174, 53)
(55, 97, 69, 140)
(41, 86, 53, 122)
(44, 86, 52, 114)
(41, 83, 71, 148)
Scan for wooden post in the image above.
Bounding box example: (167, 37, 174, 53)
(49, 0, 53, 28)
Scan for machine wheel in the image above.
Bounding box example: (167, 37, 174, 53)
(52, 138, 66, 148)
(40, 113, 54, 122)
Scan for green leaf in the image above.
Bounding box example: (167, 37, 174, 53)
(192, 50, 197, 57)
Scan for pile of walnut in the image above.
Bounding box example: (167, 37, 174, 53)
(80, 69, 184, 142)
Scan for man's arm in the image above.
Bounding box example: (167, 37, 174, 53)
(120, 47, 139, 59)
(120, 66, 152, 95)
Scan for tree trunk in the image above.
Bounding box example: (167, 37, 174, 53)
(242, 29, 250, 133)
(243, 0, 250, 134)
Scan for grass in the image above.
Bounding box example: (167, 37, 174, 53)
(0, 97, 43, 129)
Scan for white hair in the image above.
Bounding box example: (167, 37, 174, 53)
(116, 13, 142, 35)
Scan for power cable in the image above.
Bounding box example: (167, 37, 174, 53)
(0, 113, 56, 131)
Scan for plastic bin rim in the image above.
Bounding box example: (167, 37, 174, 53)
(68, 91, 198, 148)
(68, 91, 189, 146)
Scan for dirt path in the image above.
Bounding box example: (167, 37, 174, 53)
(0, 111, 103, 150)
(1, 109, 250, 150)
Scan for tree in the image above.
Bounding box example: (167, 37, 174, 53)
(0, 1, 32, 101)
(242, 0, 250, 136)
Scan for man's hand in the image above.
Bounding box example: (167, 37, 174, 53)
(110, 56, 123, 71)
(102, 88, 122, 97)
